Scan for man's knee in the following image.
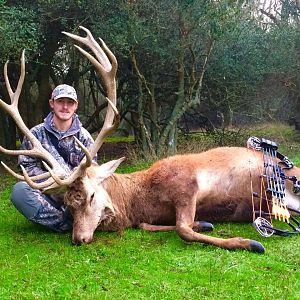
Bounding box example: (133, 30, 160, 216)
(11, 181, 41, 219)
(11, 181, 28, 206)
(11, 182, 71, 232)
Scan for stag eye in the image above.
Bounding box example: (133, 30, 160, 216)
(90, 192, 95, 204)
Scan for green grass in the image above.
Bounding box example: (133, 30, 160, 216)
(1, 123, 300, 299)
(103, 135, 135, 143)
(247, 123, 300, 158)
(1, 184, 300, 299)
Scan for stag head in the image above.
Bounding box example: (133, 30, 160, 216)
(0, 27, 123, 244)
(64, 158, 124, 244)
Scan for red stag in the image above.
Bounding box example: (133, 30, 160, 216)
(1, 27, 300, 253)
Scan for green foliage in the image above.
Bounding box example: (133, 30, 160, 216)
(117, 162, 151, 174)
(203, 13, 300, 125)
(105, 136, 135, 143)
(0, 3, 39, 62)
(1, 0, 300, 157)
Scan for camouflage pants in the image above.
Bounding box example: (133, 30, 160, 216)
(11, 181, 72, 232)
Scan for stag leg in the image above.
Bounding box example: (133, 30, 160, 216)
(175, 202, 265, 253)
(139, 223, 175, 231)
(139, 221, 213, 232)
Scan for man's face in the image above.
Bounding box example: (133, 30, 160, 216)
(49, 97, 78, 122)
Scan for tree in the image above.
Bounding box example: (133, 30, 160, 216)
(0, 1, 39, 149)
(0, 0, 114, 148)
(100, 0, 221, 157)
(1, 0, 300, 156)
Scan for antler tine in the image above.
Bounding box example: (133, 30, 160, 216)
(73, 136, 93, 166)
(20, 165, 57, 189)
(88, 97, 120, 156)
(73, 44, 109, 78)
(4, 50, 25, 106)
(98, 37, 118, 76)
(0, 146, 52, 158)
(1, 161, 51, 181)
(1, 162, 27, 180)
(42, 162, 66, 185)
(63, 26, 113, 72)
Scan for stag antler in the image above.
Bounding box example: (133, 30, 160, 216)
(45, 26, 120, 187)
(63, 26, 119, 156)
(0, 51, 73, 189)
(0, 27, 119, 190)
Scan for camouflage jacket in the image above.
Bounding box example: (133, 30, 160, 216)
(18, 112, 95, 177)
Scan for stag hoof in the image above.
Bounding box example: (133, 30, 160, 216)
(193, 221, 214, 232)
(249, 240, 265, 253)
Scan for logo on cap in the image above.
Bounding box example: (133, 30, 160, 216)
(51, 84, 78, 102)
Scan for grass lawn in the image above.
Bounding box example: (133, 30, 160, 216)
(1, 124, 300, 299)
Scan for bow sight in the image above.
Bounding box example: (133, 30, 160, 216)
(247, 137, 300, 237)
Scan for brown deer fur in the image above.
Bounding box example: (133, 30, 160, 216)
(63, 146, 300, 253)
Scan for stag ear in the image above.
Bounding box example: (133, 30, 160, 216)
(93, 157, 125, 182)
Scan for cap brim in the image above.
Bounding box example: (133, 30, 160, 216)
(53, 94, 78, 102)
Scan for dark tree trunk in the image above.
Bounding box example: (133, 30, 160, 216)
(0, 74, 17, 149)
(0, 110, 16, 149)
(294, 96, 300, 131)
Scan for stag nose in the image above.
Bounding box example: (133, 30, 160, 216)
(72, 239, 83, 246)
(72, 235, 93, 245)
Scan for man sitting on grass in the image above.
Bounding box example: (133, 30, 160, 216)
(11, 84, 95, 232)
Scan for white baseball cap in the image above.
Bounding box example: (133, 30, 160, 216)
(51, 84, 78, 102)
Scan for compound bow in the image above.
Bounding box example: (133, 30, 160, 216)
(247, 137, 300, 237)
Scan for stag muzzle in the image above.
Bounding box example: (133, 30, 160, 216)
(72, 232, 94, 245)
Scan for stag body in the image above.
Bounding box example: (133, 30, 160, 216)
(65, 146, 300, 252)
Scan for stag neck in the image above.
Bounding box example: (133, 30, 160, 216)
(104, 171, 143, 197)
(103, 171, 147, 222)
